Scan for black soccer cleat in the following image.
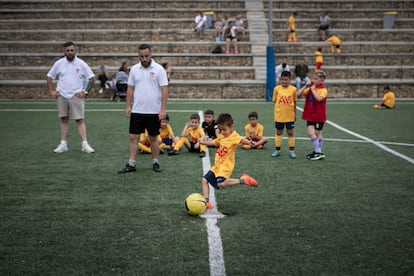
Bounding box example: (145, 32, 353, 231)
(153, 162, 161, 172)
(118, 164, 136, 173)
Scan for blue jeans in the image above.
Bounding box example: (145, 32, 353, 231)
(296, 76, 310, 90)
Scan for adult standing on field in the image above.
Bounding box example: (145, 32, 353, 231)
(47, 41, 95, 154)
(118, 43, 169, 173)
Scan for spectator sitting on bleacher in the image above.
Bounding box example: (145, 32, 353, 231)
(275, 62, 290, 84)
(214, 15, 225, 41)
(294, 58, 310, 90)
(194, 11, 207, 40)
(234, 14, 246, 38)
(224, 21, 239, 55)
(112, 61, 129, 100)
(318, 11, 331, 41)
(96, 60, 109, 94)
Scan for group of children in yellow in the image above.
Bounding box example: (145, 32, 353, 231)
(288, 11, 341, 69)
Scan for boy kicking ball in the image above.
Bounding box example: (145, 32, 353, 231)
(199, 113, 258, 209)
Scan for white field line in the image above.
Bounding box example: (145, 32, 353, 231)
(198, 110, 226, 276)
(296, 106, 414, 164)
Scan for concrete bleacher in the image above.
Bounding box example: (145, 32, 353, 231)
(0, 0, 413, 99)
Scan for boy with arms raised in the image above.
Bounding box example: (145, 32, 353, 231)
(199, 113, 258, 209)
(297, 71, 328, 160)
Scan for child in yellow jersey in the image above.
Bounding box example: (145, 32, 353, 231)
(199, 113, 258, 209)
(242, 111, 269, 150)
(271, 71, 298, 158)
(138, 129, 162, 154)
(315, 47, 323, 71)
(168, 113, 207, 157)
(374, 86, 396, 109)
(288, 12, 298, 42)
(159, 114, 178, 152)
(325, 34, 341, 62)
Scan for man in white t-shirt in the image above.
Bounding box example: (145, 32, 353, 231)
(47, 41, 95, 154)
(118, 44, 169, 173)
(275, 62, 290, 84)
(194, 11, 207, 40)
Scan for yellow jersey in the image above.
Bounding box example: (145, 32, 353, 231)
(244, 122, 264, 141)
(211, 131, 243, 178)
(383, 91, 396, 108)
(185, 126, 205, 143)
(159, 124, 174, 140)
(272, 84, 297, 122)
(315, 51, 323, 63)
(289, 15, 295, 30)
(327, 35, 341, 46)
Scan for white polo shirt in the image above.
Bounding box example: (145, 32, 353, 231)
(128, 60, 168, 114)
(47, 56, 94, 99)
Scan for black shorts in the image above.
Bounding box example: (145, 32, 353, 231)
(129, 113, 160, 136)
(307, 121, 325, 130)
(319, 25, 329, 31)
(275, 122, 295, 130)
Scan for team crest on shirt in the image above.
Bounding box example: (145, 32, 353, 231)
(76, 68, 80, 74)
(150, 71, 155, 78)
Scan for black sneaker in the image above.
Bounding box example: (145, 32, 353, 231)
(199, 151, 206, 158)
(118, 164, 136, 173)
(153, 162, 161, 172)
(306, 151, 316, 160)
(309, 152, 324, 161)
(168, 149, 179, 156)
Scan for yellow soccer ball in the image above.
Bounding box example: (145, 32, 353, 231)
(185, 193, 207, 216)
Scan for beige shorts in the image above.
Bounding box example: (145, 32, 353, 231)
(56, 96, 85, 120)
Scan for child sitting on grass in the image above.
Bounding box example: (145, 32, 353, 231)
(168, 113, 207, 158)
(159, 114, 178, 152)
(242, 111, 269, 150)
(199, 113, 258, 209)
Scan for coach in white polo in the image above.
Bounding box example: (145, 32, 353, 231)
(118, 43, 169, 173)
(47, 41, 95, 154)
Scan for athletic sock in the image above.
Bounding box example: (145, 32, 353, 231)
(311, 137, 320, 153)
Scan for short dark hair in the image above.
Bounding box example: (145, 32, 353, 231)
(138, 44, 151, 51)
(190, 113, 200, 121)
(63, 41, 75, 48)
(281, 71, 291, 77)
(204, 109, 214, 115)
(248, 111, 259, 119)
(163, 114, 170, 121)
(216, 113, 233, 126)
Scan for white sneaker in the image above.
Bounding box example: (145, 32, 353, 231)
(54, 143, 68, 153)
(81, 142, 95, 153)
(105, 83, 109, 89)
(99, 88, 103, 94)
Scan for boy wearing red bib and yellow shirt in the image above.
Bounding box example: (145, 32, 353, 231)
(297, 71, 328, 161)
